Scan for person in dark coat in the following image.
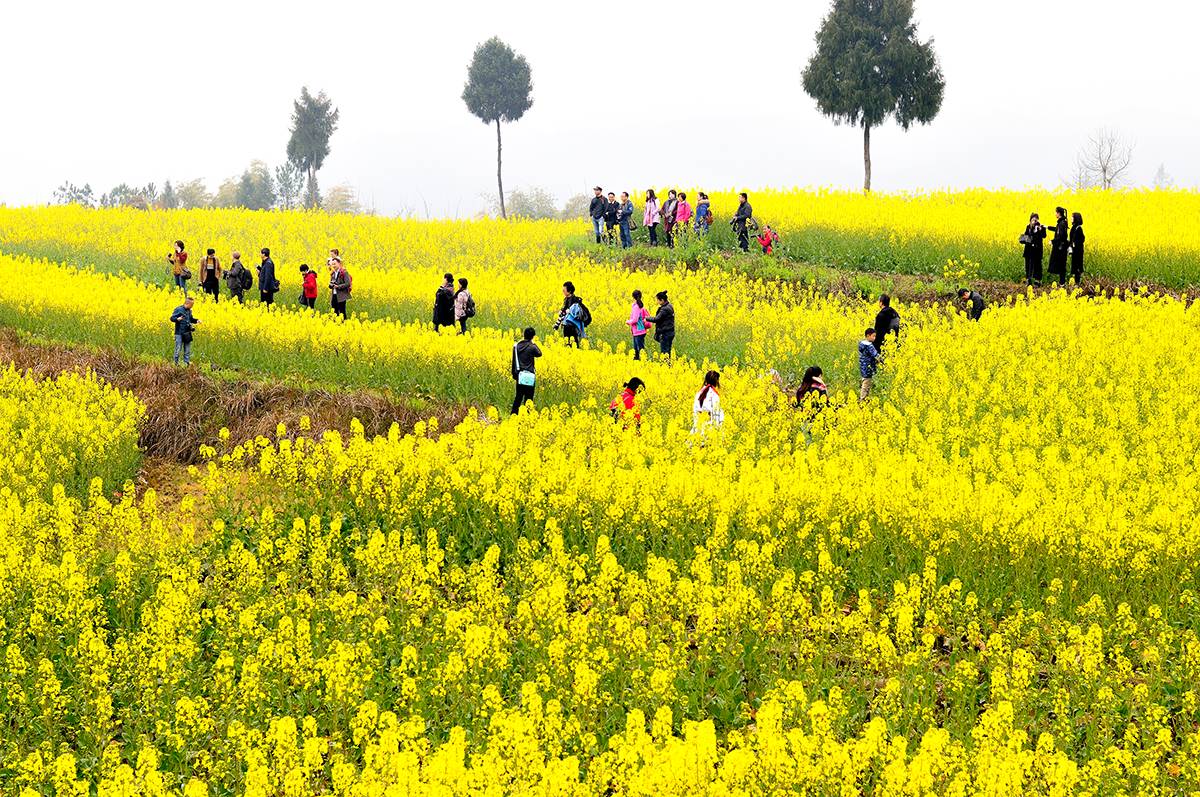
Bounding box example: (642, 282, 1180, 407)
(873, 294, 900, 353)
(589, 187, 607, 244)
(734, 192, 753, 252)
(959, 288, 986, 321)
(1022, 212, 1047, 285)
(257, 248, 278, 305)
(433, 273, 456, 329)
(511, 327, 542, 414)
(604, 192, 620, 244)
(646, 290, 676, 360)
(1046, 206, 1069, 284)
(1070, 212, 1086, 284)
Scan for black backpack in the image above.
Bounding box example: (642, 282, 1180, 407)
(465, 295, 476, 318)
(579, 302, 592, 327)
(239, 269, 253, 290)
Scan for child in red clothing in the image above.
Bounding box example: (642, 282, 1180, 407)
(757, 225, 780, 254)
(300, 264, 318, 309)
(609, 377, 646, 430)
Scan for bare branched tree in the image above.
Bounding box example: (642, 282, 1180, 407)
(1074, 128, 1134, 190)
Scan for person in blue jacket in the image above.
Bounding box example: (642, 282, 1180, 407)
(170, 296, 198, 366)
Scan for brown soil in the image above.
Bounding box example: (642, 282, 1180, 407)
(0, 328, 472, 468)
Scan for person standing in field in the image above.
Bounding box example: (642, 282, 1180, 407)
(199, 248, 222, 302)
(1047, 206, 1069, 284)
(511, 326, 542, 414)
(643, 189, 661, 246)
(610, 377, 646, 431)
(692, 370, 724, 432)
(604, 192, 620, 244)
(959, 288, 986, 321)
(300, 264, 318, 309)
(1021, 212, 1046, 285)
(734, 193, 753, 252)
(646, 290, 675, 360)
(675, 192, 693, 239)
(660, 190, 679, 249)
(694, 192, 711, 235)
(555, 285, 588, 347)
(170, 296, 198, 366)
(873, 294, 900, 353)
(1070, 212, 1086, 284)
(329, 256, 351, 318)
(627, 289, 650, 360)
(225, 252, 248, 303)
(858, 328, 879, 401)
(433, 273, 456, 330)
(756, 225, 780, 255)
(257, 248, 278, 305)
(589, 186, 607, 244)
(454, 277, 475, 334)
(618, 192, 636, 249)
(168, 240, 189, 292)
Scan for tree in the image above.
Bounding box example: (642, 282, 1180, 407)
(486, 186, 557, 219)
(274, 162, 305, 210)
(802, 0, 945, 192)
(176, 179, 213, 209)
(159, 181, 179, 210)
(462, 37, 534, 219)
(560, 192, 591, 221)
(286, 87, 339, 209)
(53, 181, 95, 207)
(212, 178, 240, 209)
(99, 184, 149, 210)
(237, 160, 277, 210)
(1153, 163, 1174, 190)
(323, 184, 362, 215)
(1073, 128, 1134, 190)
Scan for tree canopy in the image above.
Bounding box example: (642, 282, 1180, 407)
(462, 38, 534, 125)
(286, 87, 340, 208)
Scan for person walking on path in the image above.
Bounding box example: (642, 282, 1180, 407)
(618, 192, 636, 249)
(511, 327, 542, 414)
(300, 264, 318, 309)
(626, 289, 650, 360)
(226, 252, 248, 303)
(1070, 212, 1086, 284)
(454, 277, 475, 334)
(643, 190, 661, 246)
(199, 248, 222, 302)
(589, 187, 607, 244)
(170, 296, 198, 366)
(1021, 212, 1047, 285)
(610, 377, 646, 431)
(692, 370, 724, 432)
(858, 328, 879, 401)
(660, 190, 679, 249)
(433, 273, 456, 330)
(329, 257, 351, 318)
(959, 288, 986, 321)
(168, 240, 189, 292)
(734, 193, 754, 252)
(873, 294, 900, 353)
(257, 248, 278, 305)
(646, 290, 675, 360)
(694, 192, 711, 235)
(1047, 206, 1069, 284)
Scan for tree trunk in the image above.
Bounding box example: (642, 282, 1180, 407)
(863, 123, 872, 193)
(495, 119, 506, 219)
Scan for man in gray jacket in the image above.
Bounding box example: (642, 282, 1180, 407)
(329, 257, 351, 318)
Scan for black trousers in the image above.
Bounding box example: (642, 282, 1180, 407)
(1024, 252, 1043, 284)
(648, 223, 659, 246)
(1048, 248, 1067, 282)
(230, 289, 244, 304)
(332, 298, 347, 317)
(458, 318, 468, 333)
(301, 296, 316, 308)
(512, 383, 535, 414)
(738, 228, 750, 251)
(260, 290, 274, 305)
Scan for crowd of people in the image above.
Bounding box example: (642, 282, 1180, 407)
(589, 188, 764, 252)
(1021, 206, 1085, 285)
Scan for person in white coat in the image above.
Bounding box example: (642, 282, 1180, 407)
(692, 370, 724, 432)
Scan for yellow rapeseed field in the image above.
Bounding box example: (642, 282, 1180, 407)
(1, 208, 1199, 795)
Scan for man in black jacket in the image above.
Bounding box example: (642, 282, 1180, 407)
(257, 248, 277, 305)
(960, 288, 986, 321)
(511, 327, 542, 414)
(873, 294, 900, 352)
(1047, 206, 1069, 284)
(589, 186, 607, 244)
(734, 192, 753, 251)
(604, 192, 620, 244)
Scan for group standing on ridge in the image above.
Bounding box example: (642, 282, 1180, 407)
(590, 187, 764, 252)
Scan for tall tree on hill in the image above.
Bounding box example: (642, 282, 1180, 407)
(286, 87, 340, 209)
(802, 0, 944, 192)
(462, 37, 533, 219)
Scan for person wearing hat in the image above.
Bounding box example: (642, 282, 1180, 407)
(589, 186, 607, 244)
(199, 248, 222, 302)
(257, 248, 278, 305)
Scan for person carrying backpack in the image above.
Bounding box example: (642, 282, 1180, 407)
(454, 277, 475, 334)
(554, 281, 589, 347)
(299, 264, 318, 309)
(329, 256, 351, 318)
(756, 225, 780, 255)
(226, 251, 249, 303)
(694, 192, 712, 235)
(511, 327, 542, 414)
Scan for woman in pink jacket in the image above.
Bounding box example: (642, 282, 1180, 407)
(675, 192, 693, 238)
(643, 189, 661, 246)
(627, 289, 650, 360)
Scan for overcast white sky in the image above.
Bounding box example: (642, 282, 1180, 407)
(2, 0, 1196, 216)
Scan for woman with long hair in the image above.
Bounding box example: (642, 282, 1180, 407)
(627, 289, 649, 360)
(643, 189, 661, 246)
(1070, 212, 1086, 283)
(168, 240, 189, 292)
(796, 366, 828, 407)
(692, 370, 724, 432)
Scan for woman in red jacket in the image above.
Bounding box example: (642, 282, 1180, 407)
(609, 377, 646, 431)
(300, 264, 318, 309)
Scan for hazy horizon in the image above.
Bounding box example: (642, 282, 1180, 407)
(3, 0, 1197, 217)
